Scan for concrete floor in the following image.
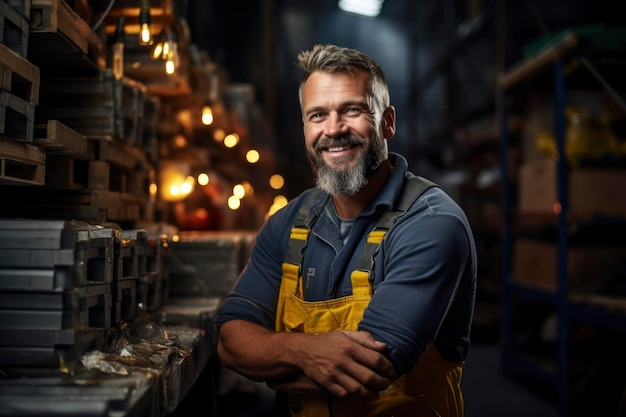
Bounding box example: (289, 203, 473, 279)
(172, 340, 563, 417)
(462, 341, 559, 417)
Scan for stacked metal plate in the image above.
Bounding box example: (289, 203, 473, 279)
(0, 219, 115, 368)
(0, 373, 155, 417)
(146, 234, 168, 302)
(111, 229, 142, 324)
(165, 231, 257, 299)
(136, 232, 167, 312)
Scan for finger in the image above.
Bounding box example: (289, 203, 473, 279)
(348, 345, 396, 379)
(341, 330, 387, 351)
(325, 371, 386, 398)
(343, 360, 395, 391)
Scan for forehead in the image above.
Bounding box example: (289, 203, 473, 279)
(302, 70, 370, 104)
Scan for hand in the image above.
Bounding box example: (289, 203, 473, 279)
(297, 330, 397, 398)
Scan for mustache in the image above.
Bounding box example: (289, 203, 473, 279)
(315, 134, 366, 151)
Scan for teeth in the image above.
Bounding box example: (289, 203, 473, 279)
(328, 146, 345, 152)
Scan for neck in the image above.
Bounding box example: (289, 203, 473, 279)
(332, 159, 392, 219)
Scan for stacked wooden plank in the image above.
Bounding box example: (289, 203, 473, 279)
(0, 0, 42, 184)
(0, 0, 160, 224)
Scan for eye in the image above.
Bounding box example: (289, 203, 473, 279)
(308, 112, 326, 122)
(344, 106, 370, 117)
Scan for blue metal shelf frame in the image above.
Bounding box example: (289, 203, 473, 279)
(499, 35, 626, 417)
(499, 58, 571, 417)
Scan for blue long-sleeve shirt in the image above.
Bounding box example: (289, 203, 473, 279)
(216, 153, 477, 374)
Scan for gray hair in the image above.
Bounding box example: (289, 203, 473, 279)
(297, 44, 390, 114)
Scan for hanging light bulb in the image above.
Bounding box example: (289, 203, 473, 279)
(138, 0, 152, 45)
(164, 30, 179, 76)
(151, 40, 163, 59)
(149, 30, 168, 59)
(201, 105, 213, 125)
(161, 39, 170, 59)
(112, 16, 125, 80)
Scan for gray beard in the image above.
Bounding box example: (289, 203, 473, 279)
(308, 132, 386, 197)
(315, 156, 368, 196)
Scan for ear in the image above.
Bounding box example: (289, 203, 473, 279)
(382, 106, 396, 139)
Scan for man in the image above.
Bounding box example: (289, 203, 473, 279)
(216, 44, 477, 417)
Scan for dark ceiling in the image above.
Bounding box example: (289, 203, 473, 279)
(178, 0, 623, 198)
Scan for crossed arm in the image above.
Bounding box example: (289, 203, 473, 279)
(217, 319, 398, 398)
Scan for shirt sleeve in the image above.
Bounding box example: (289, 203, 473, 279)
(358, 193, 476, 373)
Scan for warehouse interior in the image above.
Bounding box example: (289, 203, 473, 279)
(0, 0, 625, 416)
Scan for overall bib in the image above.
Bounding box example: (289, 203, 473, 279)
(275, 177, 465, 417)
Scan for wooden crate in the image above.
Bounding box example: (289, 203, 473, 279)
(37, 70, 147, 143)
(0, 187, 149, 223)
(0, 89, 34, 141)
(119, 76, 146, 145)
(44, 155, 89, 189)
(36, 70, 121, 139)
(5, 0, 32, 20)
(29, 0, 105, 71)
(33, 120, 89, 156)
(141, 94, 160, 160)
(0, 43, 39, 105)
(0, 135, 44, 184)
(0, 1, 29, 57)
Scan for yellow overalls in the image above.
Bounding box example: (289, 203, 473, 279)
(275, 177, 465, 417)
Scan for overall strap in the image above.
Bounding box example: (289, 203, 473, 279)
(284, 189, 322, 268)
(352, 176, 438, 284)
(284, 176, 438, 295)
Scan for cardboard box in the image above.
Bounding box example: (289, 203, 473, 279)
(518, 159, 626, 218)
(512, 239, 626, 292)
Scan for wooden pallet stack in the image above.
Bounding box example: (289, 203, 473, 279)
(0, 0, 43, 185)
(0, 0, 160, 225)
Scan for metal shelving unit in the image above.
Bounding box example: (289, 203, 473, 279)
(498, 30, 626, 417)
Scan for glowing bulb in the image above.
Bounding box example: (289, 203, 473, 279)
(180, 181, 193, 195)
(274, 195, 288, 206)
(201, 106, 214, 125)
(151, 42, 163, 59)
(139, 24, 152, 45)
(246, 149, 260, 163)
(233, 184, 246, 199)
(269, 174, 284, 190)
(224, 133, 239, 148)
(228, 195, 241, 210)
(164, 32, 179, 76)
(112, 42, 124, 80)
(112, 16, 125, 80)
(197, 173, 209, 186)
(139, 0, 152, 46)
(138, 0, 152, 45)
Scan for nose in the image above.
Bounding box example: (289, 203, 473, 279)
(324, 112, 349, 137)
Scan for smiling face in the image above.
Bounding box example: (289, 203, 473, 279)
(301, 70, 395, 196)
